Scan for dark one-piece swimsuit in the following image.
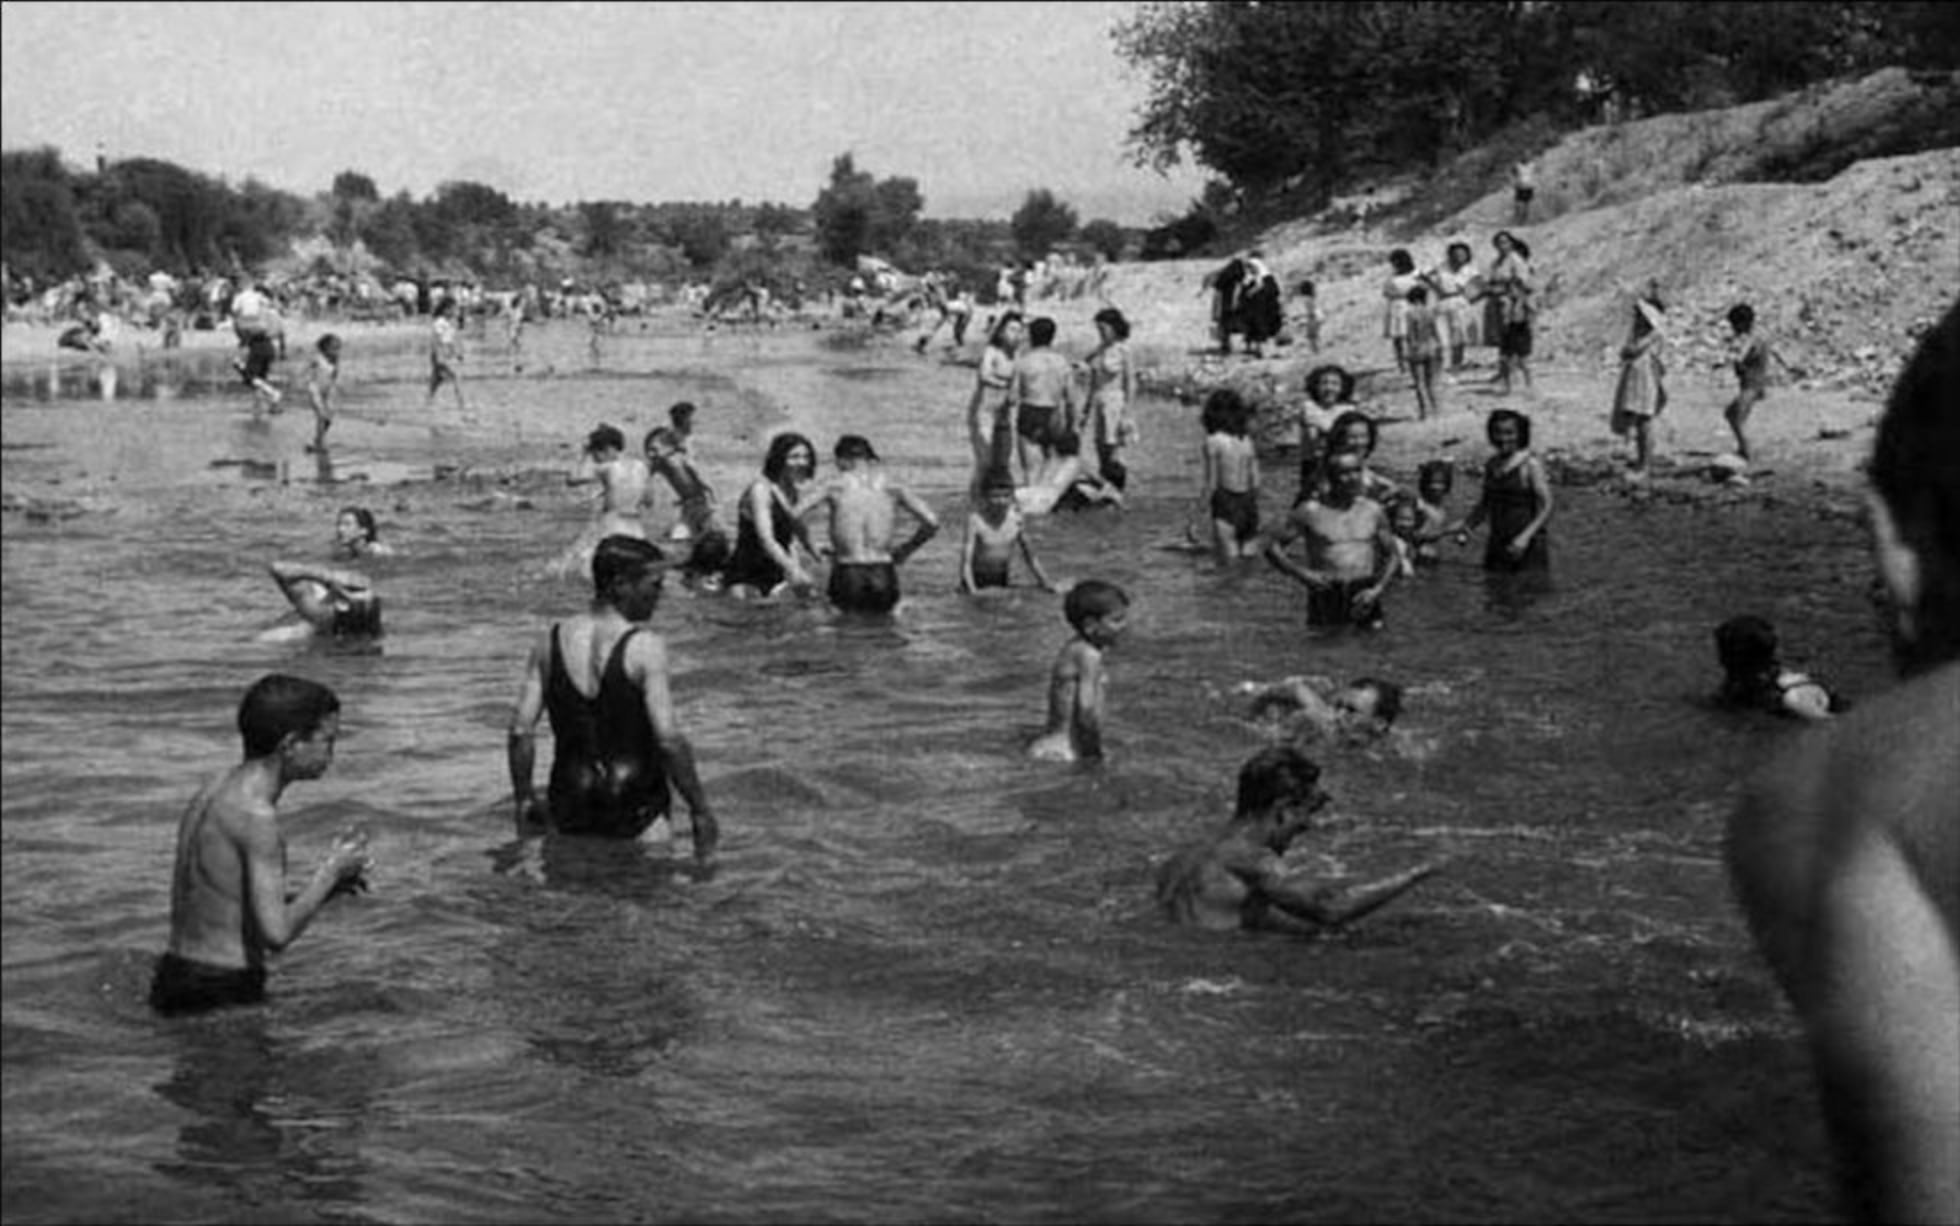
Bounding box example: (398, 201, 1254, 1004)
(723, 482, 798, 592)
(543, 625, 672, 837)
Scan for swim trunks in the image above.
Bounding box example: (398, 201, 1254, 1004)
(149, 953, 267, 1017)
(330, 597, 383, 638)
(543, 625, 672, 837)
(1306, 578, 1384, 630)
(1209, 488, 1260, 543)
(970, 558, 1010, 589)
(241, 333, 277, 383)
(1016, 404, 1060, 447)
(828, 561, 900, 614)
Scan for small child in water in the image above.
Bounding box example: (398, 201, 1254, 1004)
(1029, 579, 1130, 762)
(961, 467, 1056, 593)
(1713, 615, 1844, 720)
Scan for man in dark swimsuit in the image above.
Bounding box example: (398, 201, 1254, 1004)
(799, 435, 939, 617)
(507, 536, 719, 860)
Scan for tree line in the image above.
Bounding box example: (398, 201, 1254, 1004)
(2, 142, 1135, 298)
(1115, 1, 1960, 211)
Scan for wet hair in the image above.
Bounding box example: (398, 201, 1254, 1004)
(1869, 295, 1960, 675)
(1328, 409, 1379, 456)
(586, 424, 626, 454)
(1418, 460, 1455, 498)
(1727, 303, 1756, 333)
(238, 673, 340, 759)
(339, 505, 379, 543)
(1063, 579, 1129, 632)
(1715, 615, 1780, 684)
(1093, 307, 1131, 341)
(761, 431, 816, 483)
(1349, 677, 1404, 725)
(1304, 364, 1356, 405)
(1234, 745, 1323, 817)
(1487, 408, 1532, 448)
(1388, 249, 1416, 275)
(1028, 317, 1058, 347)
(317, 333, 342, 355)
(1201, 387, 1248, 436)
(592, 534, 667, 595)
(1407, 285, 1430, 306)
(987, 310, 1024, 349)
(669, 401, 697, 427)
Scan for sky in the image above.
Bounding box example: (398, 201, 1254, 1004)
(0, 0, 1211, 224)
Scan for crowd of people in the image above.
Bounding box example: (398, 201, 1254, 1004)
(141, 237, 1960, 1223)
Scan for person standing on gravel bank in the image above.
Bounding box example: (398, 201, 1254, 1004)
(1609, 289, 1670, 478)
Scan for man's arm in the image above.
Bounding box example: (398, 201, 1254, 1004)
(1262, 512, 1327, 590)
(506, 633, 549, 829)
(1253, 861, 1443, 929)
(958, 515, 979, 593)
(1017, 527, 1057, 591)
(1808, 822, 1960, 1224)
(240, 806, 369, 952)
(890, 486, 940, 565)
(630, 633, 719, 862)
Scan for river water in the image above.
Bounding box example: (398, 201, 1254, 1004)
(2, 317, 1882, 1222)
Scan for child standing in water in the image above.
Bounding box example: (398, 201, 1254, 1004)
(1412, 461, 1455, 566)
(1404, 285, 1444, 420)
(304, 334, 341, 453)
(1198, 388, 1262, 563)
(1452, 408, 1553, 572)
(1029, 580, 1130, 763)
(960, 468, 1056, 593)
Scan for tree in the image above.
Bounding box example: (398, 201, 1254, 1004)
(0, 147, 91, 281)
(670, 206, 731, 269)
(1010, 189, 1078, 258)
(331, 170, 379, 202)
(1079, 218, 1128, 262)
(811, 152, 923, 266)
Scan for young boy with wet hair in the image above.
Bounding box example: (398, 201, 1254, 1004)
(152, 674, 373, 1016)
(1029, 579, 1130, 762)
(961, 467, 1056, 593)
(1713, 614, 1843, 720)
(1726, 296, 1960, 1225)
(1154, 744, 1444, 932)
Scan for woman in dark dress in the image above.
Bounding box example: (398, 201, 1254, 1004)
(1452, 408, 1553, 572)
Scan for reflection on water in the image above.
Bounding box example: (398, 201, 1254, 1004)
(2, 319, 1869, 1223)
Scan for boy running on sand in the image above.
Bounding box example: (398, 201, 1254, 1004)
(1029, 579, 1130, 763)
(961, 468, 1056, 593)
(151, 674, 373, 1016)
(1155, 745, 1444, 932)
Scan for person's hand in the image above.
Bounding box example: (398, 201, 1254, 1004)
(514, 794, 548, 829)
(1453, 529, 1471, 548)
(1505, 534, 1530, 560)
(326, 826, 374, 895)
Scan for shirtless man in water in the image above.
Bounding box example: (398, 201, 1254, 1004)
(152, 674, 372, 1015)
(1726, 297, 1960, 1225)
(507, 535, 718, 861)
(569, 423, 653, 540)
(1156, 745, 1443, 933)
(798, 434, 939, 616)
(1263, 449, 1397, 630)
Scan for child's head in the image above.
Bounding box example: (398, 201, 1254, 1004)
(980, 467, 1017, 512)
(1298, 279, 1317, 299)
(1063, 579, 1130, 641)
(238, 673, 341, 764)
(669, 401, 697, 433)
(1727, 303, 1756, 335)
(335, 505, 379, 546)
(834, 433, 880, 468)
(1028, 316, 1057, 348)
(1304, 364, 1356, 408)
(1417, 460, 1455, 503)
(1328, 409, 1379, 458)
(1388, 248, 1416, 276)
(1093, 307, 1131, 342)
(592, 534, 668, 611)
(988, 311, 1025, 349)
(1201, 387, 1248, 437)
(1715, 615, 1780, 683)
(1486, 408, 1531, 451)
(586, 423, 626, 458)
(1446, 241, 1474, 268)
(1234, 744, 1327, 820)
(317, 333, 342, 358)
(1386, 495, 1420, 536)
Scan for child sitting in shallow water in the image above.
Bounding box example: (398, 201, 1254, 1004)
(1713, 615, 1844, 720)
